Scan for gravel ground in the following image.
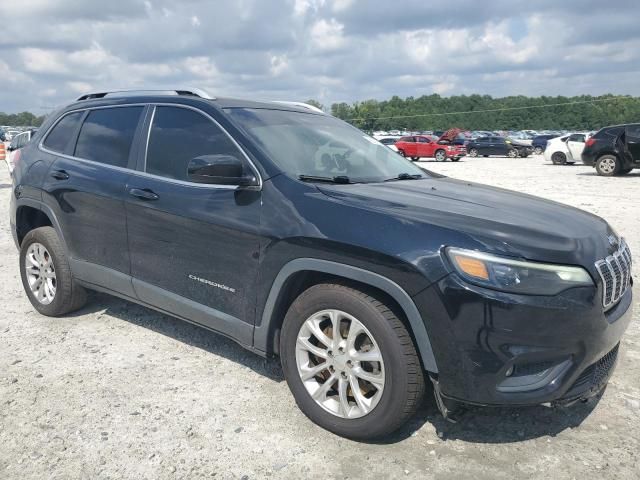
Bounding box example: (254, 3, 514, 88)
(0, 156, 638, 479)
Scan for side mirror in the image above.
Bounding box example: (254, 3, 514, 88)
(187, 154, 257, 187)
(7, 145, 16, 152)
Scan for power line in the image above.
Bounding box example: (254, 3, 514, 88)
(346, 96, 632, 122)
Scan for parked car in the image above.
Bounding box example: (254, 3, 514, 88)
(395, 129, 466, 161)
(466, 136, 532, 158)
(10, 89, 633, 440)
(543, 133, 589, 165)
(6, 129, 37, 173)
(531, 134, 558, 155)
(582, 123, 640, 176)
(376, 137, 400, 152)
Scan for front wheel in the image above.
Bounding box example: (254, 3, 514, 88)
(468, 148, 478, 157)
(280, 283, 425, 440)
(507, 149, 518, 158)
(19, 227, 87, 316)
(534, 146, 543, 155)
(434, 149, 447, 162)
(595, 155, 620, 176)
(451, 157, 460, 162)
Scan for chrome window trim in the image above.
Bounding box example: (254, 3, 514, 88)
(38, 102, 263, 191)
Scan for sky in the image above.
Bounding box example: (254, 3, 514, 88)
(1, 0, 639, 113)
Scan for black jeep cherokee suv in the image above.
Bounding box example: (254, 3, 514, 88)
(10, 89, 633, 439)
(582, 123, 640, 176)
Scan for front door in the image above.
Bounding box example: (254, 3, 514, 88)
(566, 134, 586, 161)
(125, 105, 262, 344)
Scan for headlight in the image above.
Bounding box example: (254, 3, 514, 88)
(446, 247, 593, 295)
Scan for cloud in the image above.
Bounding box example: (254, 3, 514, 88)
(0, 0, 639, 113)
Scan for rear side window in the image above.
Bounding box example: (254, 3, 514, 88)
(146, 106, 246, 181)
(74, 107, 143, 168)
(399, 137, 414, 143)
(593, 127, 623, 139)
(43, 111, 84, 153)
(626, 124, 640, 139)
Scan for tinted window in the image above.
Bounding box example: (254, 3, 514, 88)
(399, 136, 414, 143)
(146, 106, 246, 181)
(476, 137, 488, 143)
(568, 134, 585, 142)
(43, 111, 84, 153)
(75, 107, 143, 167)
(417, 136, 430, 143)
(594, 127, 623, 139)
(626, 124, 640, 139)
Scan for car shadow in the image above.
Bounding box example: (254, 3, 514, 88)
(577, 171, 640, 177)
(69, 292, 599, 445)
(70, 291, 285, 382)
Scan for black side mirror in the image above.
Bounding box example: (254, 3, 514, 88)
(7, 145, 16, 152)
(187, 154, 257, 187)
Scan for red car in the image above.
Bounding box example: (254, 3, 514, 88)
(395, 129, 466, 162)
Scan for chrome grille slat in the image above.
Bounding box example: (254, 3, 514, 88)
(595, 239, 633, 309)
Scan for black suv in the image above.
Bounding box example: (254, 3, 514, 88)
(10, 89, 633, 439)
(466, 136, 532, 158)
(582, 123, 640, 176)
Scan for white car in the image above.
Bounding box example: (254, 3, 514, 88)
(5, 130, 36, 173)
(543, 132, 589, 165)
(376, 137, 400, 152)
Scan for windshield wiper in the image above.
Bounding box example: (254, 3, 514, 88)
(384, 173, 424, 182)
(298, 175, 352, 184)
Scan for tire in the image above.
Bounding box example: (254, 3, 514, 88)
(483, 155, 489, 158)
(620, 167, 633, 175)
(468, 148, 478, 157)
(19, 226, 87, 316)
(398, 150, 406, 157)
(434, 149, 446, 162)
(280, 283, 425, 440)
(507, 149, 518, 158)
(411, 157, 420, 162)
(595, 155, 620, 176)
(534, 147, 543, 155)
(551, 152, 567, 165)
(451, 157, 460, 162)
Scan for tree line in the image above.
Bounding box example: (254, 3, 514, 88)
(0, 111, 45, 127)
(308, 94, 640, 132)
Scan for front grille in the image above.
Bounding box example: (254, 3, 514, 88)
(595, 239, 632, 309)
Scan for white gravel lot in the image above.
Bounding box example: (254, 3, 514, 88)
(0, 155, 638, 479)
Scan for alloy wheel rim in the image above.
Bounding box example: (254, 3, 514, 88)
(470, 149, 477, 157)
(436, 151, 446, 161)
(508, 149, 517, 158)
(600, 158, 616, 174)
(295, 309, 385, 419)
(25, 243, 56, 305)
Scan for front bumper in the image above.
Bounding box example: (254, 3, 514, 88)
(412, 273, 633, 406)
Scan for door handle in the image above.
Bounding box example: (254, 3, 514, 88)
(51, 170, 70, 180)
(129, 188, 159, 201)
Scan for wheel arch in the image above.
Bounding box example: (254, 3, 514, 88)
(14, 199, 67, 250)
(253, 258, 439, 373)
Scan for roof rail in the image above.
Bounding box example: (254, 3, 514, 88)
(272, 101, 325, 114)
(76, 88, 215, 101)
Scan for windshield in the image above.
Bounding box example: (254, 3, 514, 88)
(225, 108, 427, 182)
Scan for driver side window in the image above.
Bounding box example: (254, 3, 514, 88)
(146, 106, 247, 182)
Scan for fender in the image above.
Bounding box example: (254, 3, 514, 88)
(254, 258, 439, 372)
(13, 197, 69, 253)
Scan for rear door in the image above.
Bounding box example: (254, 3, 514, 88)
(625, 124, 640, 163)
(124, 105, 262, 343)
(41, 106, 146, 293)
(415, 136, 432, 157)
(399, 136, 417, 156)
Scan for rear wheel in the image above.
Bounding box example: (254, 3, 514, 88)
(551, 152, 567, 165)
(468, 148, 478, 157)
(19, 227, 86, 316)
(534, 146, 543, 155)
(507, 149, 518, 158)
(398, 149, 406, 158)
(280, 283, 425, 440)
(411, 157, 420, 162)
(434, 149, 446, 162)
(595, 155, 620, 176)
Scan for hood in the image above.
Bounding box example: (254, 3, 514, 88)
(317, 177, 615, 269)
(506, 138, 530, 147)
(438, 128, 461, 143)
